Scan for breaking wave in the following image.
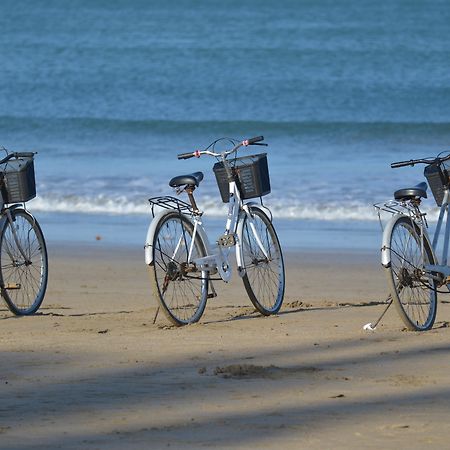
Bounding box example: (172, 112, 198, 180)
(27, 193, 442, 222)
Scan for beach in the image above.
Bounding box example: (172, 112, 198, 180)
(2, 0, 450, 448)
(1, 242, 449, 449)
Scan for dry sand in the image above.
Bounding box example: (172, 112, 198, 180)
(1, 243, 449, 449)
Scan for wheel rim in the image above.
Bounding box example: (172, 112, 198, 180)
(153, 216, 207, 324)
(390, 220, 436, 329)
(1, 213, 47, 314)
(242, 210, 284, 313)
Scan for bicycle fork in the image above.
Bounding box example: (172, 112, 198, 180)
(0, 209, 33, 293)
(5, 209, 31, 265)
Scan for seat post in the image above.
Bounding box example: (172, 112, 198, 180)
(185, 186, 201, 215)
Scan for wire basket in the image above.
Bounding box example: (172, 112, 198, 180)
(213, 153, 271, 203)
(424, 162, 450, 207)
(0, 156, 36, 204)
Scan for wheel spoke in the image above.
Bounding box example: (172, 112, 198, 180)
(241, 208, 284, 315)
(388, 217, 436, 330)
(150, 214, 208, 326)
(0, 211, 48, 315)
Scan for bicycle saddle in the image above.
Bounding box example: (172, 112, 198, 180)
(169, 171, 204, 188)
(394, 182, 428, 200)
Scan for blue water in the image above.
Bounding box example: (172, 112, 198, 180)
(1, 0, 450, 250)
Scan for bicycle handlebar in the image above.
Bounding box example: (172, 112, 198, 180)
(177, 136, 266, 160)
(0, 152, 35, 165)
(391, 159, 426, 168)
(391, 153, 450, 169)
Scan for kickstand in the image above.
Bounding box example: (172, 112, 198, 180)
(152, 306, 160, 324)
(363, 294, 393, 331)
(208, 280, 218, 299)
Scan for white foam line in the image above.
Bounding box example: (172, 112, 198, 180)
(28, 194, 441, 222)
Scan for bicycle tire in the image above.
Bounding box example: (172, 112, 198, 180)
(386, 215, 437, 331)
(240, 206, 285, 315)
(149, 211, 209, 326)
(0, 209, 48, 315)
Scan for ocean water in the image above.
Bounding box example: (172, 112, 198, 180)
(1, 0, 450, 250)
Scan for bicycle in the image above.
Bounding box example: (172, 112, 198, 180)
(0, 150, 48, 315)
(371, 152, 450, 331)
(144, 136, 285, 326)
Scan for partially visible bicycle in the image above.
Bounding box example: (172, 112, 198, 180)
(145, 136, 285, 326)
(0, 150, 48, 315)
(373, 152, 450, 331)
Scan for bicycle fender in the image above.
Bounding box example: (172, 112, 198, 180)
(380, 214, 401, 268)
(144, 210, 211, 265)
(0, 205, 28, 231)
(242, 202, 272, 220)
(380, 214, 435, 268)
(144, 209, 177, 265)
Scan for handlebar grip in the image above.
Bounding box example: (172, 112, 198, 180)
(177, 152, 195, 160)
(246, 136, 264, 145)
(391, 159, 415, 169)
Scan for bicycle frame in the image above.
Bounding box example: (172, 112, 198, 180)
(425, 189, 450, 279)
(380, 189, 450, 282)
(145, 170, 272, 283)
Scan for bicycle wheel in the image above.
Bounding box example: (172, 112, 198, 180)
(0, 209, 48, 315)
(240, 206, 285, 315)
(386, 215, 437, 331)
(149, 211, 209, 326)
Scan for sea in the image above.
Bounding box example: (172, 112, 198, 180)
(1, 0, 449, 252)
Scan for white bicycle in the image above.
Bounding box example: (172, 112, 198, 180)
(372, 152, 450, 331)
(144, 136, 285, 326)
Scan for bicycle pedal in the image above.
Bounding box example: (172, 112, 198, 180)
(5, 283, 21, 290)
(218, 234, 236, 247)
(207, 292, 217, 299)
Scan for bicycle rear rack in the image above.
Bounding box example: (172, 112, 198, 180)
(373, 199, 415, 216)
(148, 196, 194, 218)
(373, 200, 425, 232)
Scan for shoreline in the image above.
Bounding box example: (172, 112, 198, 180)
(37, 209, 383, 253)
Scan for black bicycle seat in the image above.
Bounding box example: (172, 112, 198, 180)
(169, 171, 204, 188)
(394, 182, 428, 200)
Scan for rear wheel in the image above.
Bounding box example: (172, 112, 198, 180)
(386, 215, 437, 331)
(150, 211, 209, 326)
(240, 207, 285, 315)
(0, 209, 48, 315)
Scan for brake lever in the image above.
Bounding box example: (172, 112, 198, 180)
(251, 143, 268, 146)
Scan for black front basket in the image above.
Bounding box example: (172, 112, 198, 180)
(213, 153, 271, 203)
(424, 163, 450, 207)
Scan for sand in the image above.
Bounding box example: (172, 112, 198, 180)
(1, 243, 449, 449)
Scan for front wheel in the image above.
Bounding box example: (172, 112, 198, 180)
(0, 209, 48, 315)
(385, 215, 437, 331)
(239, 206, 285, 315)
(149, 211, 209, 326)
